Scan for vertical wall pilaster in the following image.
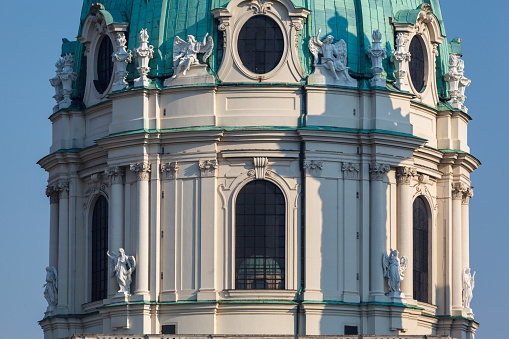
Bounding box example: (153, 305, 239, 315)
(369, 163, 390, 301)
(396, 166, 416, 299)
(47, 185, 60, 269)
(198, 159, 219, 300)
(161, 162, 179, 301)
(462, 187, 473, 271)
(130, 162, 151, 297)
(451, 182, 466, 314)
(56, 181, 69, 312)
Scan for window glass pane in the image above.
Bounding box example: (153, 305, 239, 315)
(413, 196, 429, 303)
(409, 36, 425, 92)
(237, 16, 284, 74)
(95, 36, 114, 94)
(235, 180, 285, 289)
(91, 195, 108, 301)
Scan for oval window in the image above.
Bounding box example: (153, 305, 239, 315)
(95, 36, 114, 94)
(237, 16, 284, 74)
(408, 35, 426, 92)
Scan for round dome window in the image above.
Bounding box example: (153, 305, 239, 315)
(408, 35, 426, 92)
(237, 16, 284, 74)
(95, 36, 114, 94)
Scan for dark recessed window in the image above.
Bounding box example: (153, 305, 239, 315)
(345, 326, 359, 335)
(95, 36, 114, 94)
(237, 15, 284, 74)
(413, 196, 429, 303)
(409, 35, 426, 92)
(162, 324, 176, 334)
(91, 195, 108, 301)
(235, 180, 285, 290)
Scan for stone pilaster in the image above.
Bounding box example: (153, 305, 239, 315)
(451, 182, 467, 314)
(461, 187, 473, 272)
(130, 162, 151, 297)
(56, 181, 69, 312)
(46, 184, 60, 270)
(396, 166, 416, 299)
(369, 163, 390, 300)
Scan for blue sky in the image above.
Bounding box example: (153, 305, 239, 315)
(0, 0, 506, 337)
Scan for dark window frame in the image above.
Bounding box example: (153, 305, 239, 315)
(235, 180, 286, 290)
(413, 195, 430, 303)
(91, 195, 109, 302)
(94, 35, 114, 94)
(408, 35, 426, 93)
(237, 15, 285, 75)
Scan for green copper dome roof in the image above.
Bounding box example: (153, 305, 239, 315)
(65, 0, 460, 101)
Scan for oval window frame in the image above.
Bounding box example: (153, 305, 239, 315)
(408, 34, 428, 94)
(232, 12, 289, 80)
(94, 34, 114, 95)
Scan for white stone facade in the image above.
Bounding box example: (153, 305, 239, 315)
(39, 1, 478, 339)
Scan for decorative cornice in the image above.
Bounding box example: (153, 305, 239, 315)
(160, 162, 180, 180)
(342, 162, 360, 179)
(369, 163, 390, 181)
(199, 160, 218, 177)
(130, 162, 151, 181)
(303, 160, 323, 176)
(396, 166, 416, 185)
(105, 166, 125, 185)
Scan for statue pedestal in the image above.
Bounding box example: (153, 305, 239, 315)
(164, 64, 215, 87)
(111, 292, 129, 304)
(388, 291, 406, 303)
(308, 64, 357, 87)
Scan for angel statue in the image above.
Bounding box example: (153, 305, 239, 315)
(43, 266, 58, 311)
(462, 267, 476, 309)
(107, 248, 136, 295)
(382, 249, 408, 293)
(308, 28, 348, 80)
(171, 33, 214, 79)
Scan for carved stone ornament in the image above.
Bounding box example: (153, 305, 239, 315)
(111, 32, 132, 92)
(107, 248, 136, 296)
(462, 186, 474, 205)
(391, 33, 411, 91)
(303, 160, 323, 176)
(133, 29, 154, 87)
(382, 249, 408, 294)
(43, 267, 58, 312)
(105, 166, 125, 185)
(170, 34, 214, 79)
(369, 163, 390, 181)
(46, 184, 60, 204)
(451, 182, 469, 200)
(56, 54, 77, 109)
(462, 267, 475, 310)
(49, 58, 64, 113)
(444, 54, 463, 110)
(308, 28, 357, 87)
(457, 59, 471, 112)
(342, 163, 360, 179)
(249, 0, 273, 14)
(396, 166, 416, 185)
(130, 162, 151, 181)
(56, 181, 70, 199)
(199, 160, 218, 177)
(161, 162, 180, 180)
(248, 157, 269, 179)
(367, 30, 387, 87)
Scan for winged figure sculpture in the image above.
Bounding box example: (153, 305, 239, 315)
(107, 248, 136, 295)
(308, 28, 348, 80)
(382, 249, 408, 293)
(171, 33, 214, 78)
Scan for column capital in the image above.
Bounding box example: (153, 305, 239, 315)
(46, 184, 60, 203)
(396, 166, 416, 185)
(56, 181, 69, 199)
(303, 160, 323, 177)
(130, 162, 151, 181)
(160, 162, 180, 180)
(452, 182, 469, 200)
(342, 162, 360, 179)
(462, 186, 474, 205)
(105, 166, 125, 184)
(369, 163, 390, 181)
(199, 159, 218, 177)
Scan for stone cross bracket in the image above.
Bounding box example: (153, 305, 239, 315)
(391, 33, 411, 91)
(367, 30, 387, 88)
(134, 29, 154, 87)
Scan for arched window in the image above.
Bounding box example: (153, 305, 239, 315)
(91, 195, 108, 301)
(413, 196, 429, 303)
(235, 180, 285, 289)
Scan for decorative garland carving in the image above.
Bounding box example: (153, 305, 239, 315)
(199, 160, 218, 177)
(342, 162, 360, 179)
(161, 162, 180, 180)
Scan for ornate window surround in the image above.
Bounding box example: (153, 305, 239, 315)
(218, 163, 299, 299)
(89, 193, 110, 302)
(212, 0, 309, 83)
(78, 4, 129, 107)
(393, 6, 444, 104)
